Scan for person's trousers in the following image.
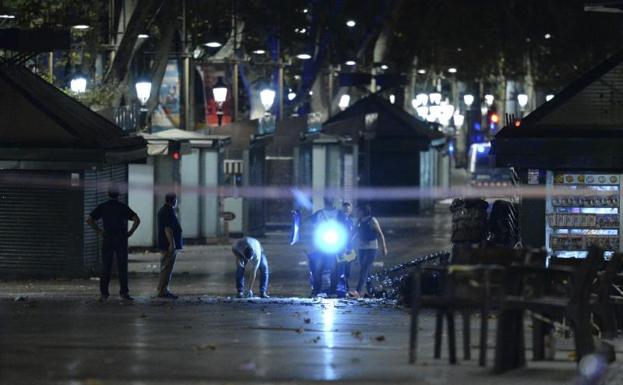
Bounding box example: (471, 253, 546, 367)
(356, 249, 377, 293)
(312, 253, 337, 295)
(236, 253, 269, 294)
(158, 249, 178, 294)
(101, 235, 129, 296)
(336, 261, 352, 291)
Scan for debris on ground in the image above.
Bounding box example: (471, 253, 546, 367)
(351, 330, 363, 340)
(304, 318, 311, 324)
(193, 344, 217, 351)
(375, 335, 386, 342)
(296, 327, 304, 334)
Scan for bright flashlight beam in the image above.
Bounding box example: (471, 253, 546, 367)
(313, 220, 348, 255)
(291, 188, 313, 210)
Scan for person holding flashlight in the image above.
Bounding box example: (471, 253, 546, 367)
(232, 236, 270, 298)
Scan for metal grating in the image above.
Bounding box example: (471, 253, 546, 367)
(0, 171, 77, 276)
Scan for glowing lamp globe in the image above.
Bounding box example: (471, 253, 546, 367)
(135, 80, 152, 105)
(260, 89, 276, 112)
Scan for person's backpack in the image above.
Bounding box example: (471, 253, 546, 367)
(358, 216, 378, 242)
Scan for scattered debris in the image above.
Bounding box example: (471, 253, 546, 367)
(193, 344, 217, 351)
(304, 318, 311, 324)
(351, 330, 363, 340)
(375, 335, 386, 342)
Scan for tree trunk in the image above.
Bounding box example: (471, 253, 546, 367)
(104, 0, 164, 87)
(145, 1, 179, 114)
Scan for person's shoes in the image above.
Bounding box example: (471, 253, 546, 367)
(98, 294, 109, 302)
(157, 291, 178, 300)
(120, 294, 134, 301)
(237, 292, 245, 298)
(259, 292, 270, 299)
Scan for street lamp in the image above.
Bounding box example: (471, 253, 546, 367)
(135, 80, 152, 106)
(70, 74, 87, 93)
(517, 93, 528, 111)
(213, 77, 228, 126)
(414, 93, 428, 107)
(338, 94, 350, 111)
(260, 88, 276, 114)
(346, 19, 356, 27)
(453, 113, 465, 128)
(429, 92, 442, 105)
(463, 94, 474, 108)
(389, 94, 395, 104)
(545, 94, 554, 102)
(484, 94, 494, 107)
(135, 78, 152, 131)
(345, 60, 356, 66)
(416, 106, 429, 119)
(204, 41, 222, 48)
(287, 90, 296, 101)
(296, 53, 312, 60)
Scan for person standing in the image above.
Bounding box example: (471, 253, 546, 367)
(354, 204, 387, 297)
(87, 187, 141, 301)
(157, 193, 182, 299)
(335, 201, 355, 294)
(232, 236, 269, 298)
(310, 197, 341, 296)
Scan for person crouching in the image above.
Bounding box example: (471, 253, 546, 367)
(232, 236, 270, 298)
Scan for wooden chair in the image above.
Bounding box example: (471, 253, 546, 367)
(408, 247, 546, 366)
(493, 247, 605, 373)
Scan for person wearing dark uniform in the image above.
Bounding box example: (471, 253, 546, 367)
(157, 193, 183, 299)
(87, 187, 141, 301)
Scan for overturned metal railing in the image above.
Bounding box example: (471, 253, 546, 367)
(367, 251, 450, 301)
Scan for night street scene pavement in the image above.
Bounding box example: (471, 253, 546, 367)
(4, 0, 623, 384)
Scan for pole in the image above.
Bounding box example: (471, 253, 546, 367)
(182, 0, 191, 130)
(47, 52, 53, 81)
(278, 62, 284, 119)
(233, 61, 239, 122)
(327, 66, 334, 117)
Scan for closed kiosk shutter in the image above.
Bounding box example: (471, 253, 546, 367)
(0, 171, 80, 276)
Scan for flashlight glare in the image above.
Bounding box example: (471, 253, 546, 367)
(314, 220, 348, 254)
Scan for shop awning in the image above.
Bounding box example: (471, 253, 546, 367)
(150, 128, 230, 149)
(493, 49, 623, 170)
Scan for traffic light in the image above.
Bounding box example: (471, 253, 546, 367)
(169, 141, 181, 160)
(486, 105, 499, 133)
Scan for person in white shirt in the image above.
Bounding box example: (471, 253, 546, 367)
(232, 236, 269, 298)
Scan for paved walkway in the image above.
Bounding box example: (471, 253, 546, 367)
(1, 204, 622, 384)
(3, 296, 620, 385)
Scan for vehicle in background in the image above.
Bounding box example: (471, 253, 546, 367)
(468, 142, 514, 187)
